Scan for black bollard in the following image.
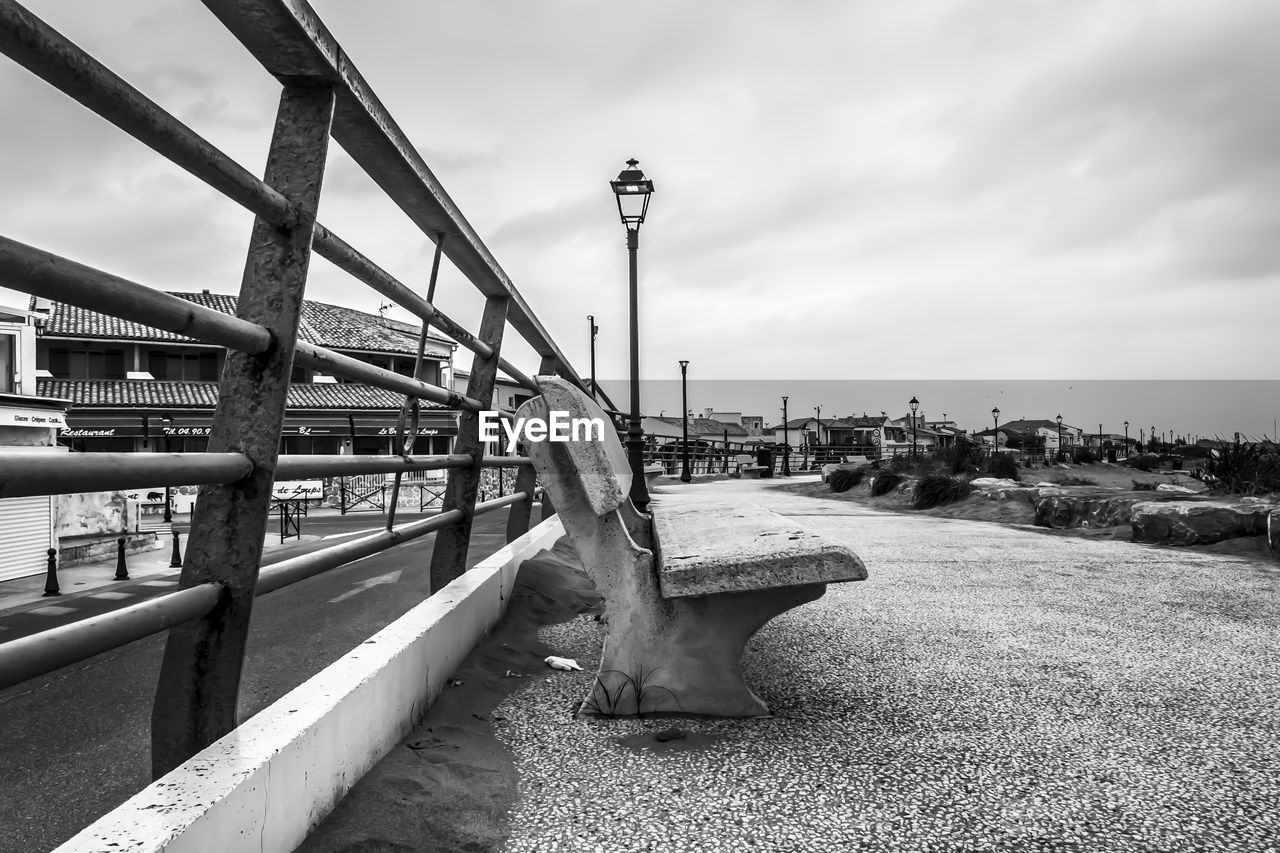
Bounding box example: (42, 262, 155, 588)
(170, 530, 183, 568)
(43, 548, 60, 596)
(115, 537, 130, 580)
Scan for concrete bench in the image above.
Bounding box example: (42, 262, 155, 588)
(518, 377, 866, 716)
(739, 465, 767, 479)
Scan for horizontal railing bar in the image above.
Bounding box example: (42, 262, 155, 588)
(200, 0, 588, 387)
(275, 454, 471, 479)
(0, 1, 297, 228)
(291, 342, 481, 410)
(310, 224, 493, 360)
(0, 583, 223, 692)
(0, 8, 513, 375)
(0, 236, 272, 355)
(496, 358, 536, 393)
(256, 509, 464, 596)
(0, 452, 252, 499)
(479, 456, 533, 467)
(473, 492, 529, 516)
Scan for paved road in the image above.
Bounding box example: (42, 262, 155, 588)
(0, 507, 538, 853)
(490, 479, 1278, 852)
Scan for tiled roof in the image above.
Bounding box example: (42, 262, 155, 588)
(648, 416, 748, 437)
(35, 292, 453, 358)
(37, 379, 447, 410)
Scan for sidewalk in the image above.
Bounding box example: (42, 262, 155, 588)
(0, 514, 330, 638)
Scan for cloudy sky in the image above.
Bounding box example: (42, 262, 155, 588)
(2, 1, 1277, 433)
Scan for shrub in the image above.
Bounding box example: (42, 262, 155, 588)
(913, 474, 974, 509)
(870, 471, 903, 497)
(1132, 480, 1156, 491)
(1053, 450, 1069, 464)
(938, 435, 982, 475)
(1205, 440, 1280, 496)
(828, 468, 865, 493)
(1072, 447, 1097, 464)
(1126, 453, 1160, 472)
(889, 454, 913, 474)
(1179, 445, 1210, 460)
(986, 452, 1019, 481)
(1052, 475, 1096, 486)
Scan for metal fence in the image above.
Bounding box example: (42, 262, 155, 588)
(0, 0, 588, 779)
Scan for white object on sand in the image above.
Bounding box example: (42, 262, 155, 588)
(544, 656, 583, 671)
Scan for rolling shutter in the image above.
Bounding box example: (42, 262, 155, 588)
(0, 496, 56, 581)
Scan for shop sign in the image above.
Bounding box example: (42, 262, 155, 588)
(0, 408, 67, 428)
(272, 480, 324, 500)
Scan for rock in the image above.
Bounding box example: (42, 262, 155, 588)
(821, 460, 870, 483)
(971, 478, 1019, 488)
(1035, 494, 1141, 529)
(1269, 510, 1280, 559)
(1155, 483, 1196, 493)
(1130, 501, 1274, 545)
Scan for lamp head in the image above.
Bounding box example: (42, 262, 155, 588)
(610, 158, 654, 231)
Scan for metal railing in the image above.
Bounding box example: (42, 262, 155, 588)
(0, 0, 577, 779)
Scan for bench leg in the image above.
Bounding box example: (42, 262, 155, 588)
(590, 583, 826, 717)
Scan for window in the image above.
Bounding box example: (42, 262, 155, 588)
(148, 351, 218, 381)
(48, 347, 125, 379)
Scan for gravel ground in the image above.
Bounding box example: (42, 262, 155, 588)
(495, 478, 1279, 852)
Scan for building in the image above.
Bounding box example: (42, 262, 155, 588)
(1, 303, 70, 580)
(31, 292, 461, 457)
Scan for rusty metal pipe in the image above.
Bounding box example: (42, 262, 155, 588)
(255, 509, 464, 596)
(291, 341, 482, 410)
(0, 236, 272, 355)
(0, 452, 252, 499)
(0, 583, 224, 691)
(275, 454, 472, 479)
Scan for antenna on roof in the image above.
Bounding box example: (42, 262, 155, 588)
(378, 301, 393, 318)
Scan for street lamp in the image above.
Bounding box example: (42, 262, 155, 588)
(587, 315, 599, 401)
(161, 414, 174, 524)
(781, 395, 792, 476)
(1124, 421, 1129, 458)
(814, 404, 822, 453)
(992, 406, 1000, 454)
(909, 396, 919, 459)
(679, 360, 691, 483)
(1056, 413, 1063, 458)
(610, 158, 654, 512)
(1151, 425, 1156, 453)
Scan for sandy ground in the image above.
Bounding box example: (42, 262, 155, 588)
(296, 538, 602, 853)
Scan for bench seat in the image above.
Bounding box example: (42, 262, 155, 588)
(653, 494, 866, 598)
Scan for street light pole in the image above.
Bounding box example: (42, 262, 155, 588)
(610, 158, 654, 512)
(679, 360, 691, 483)
(587, 314, 598, 401)
(814, 404, 822, 459)
(909, 396, 919, 460)
(992, 406, 1000, 456)
(1124, 420, 1129, 458)
(781, 395, 792, 476)
(1056, 413, 1063, 460)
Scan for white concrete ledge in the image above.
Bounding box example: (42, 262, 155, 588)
(55, 515, 566, 853)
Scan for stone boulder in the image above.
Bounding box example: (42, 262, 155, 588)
(1035, 494, 1142, 529)
(971, 477, 1019, 488)
(821, 460, 871, 483)
(1130, 501, 1273, 545)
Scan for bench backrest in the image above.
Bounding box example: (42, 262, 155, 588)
(515, 377, 632, 518)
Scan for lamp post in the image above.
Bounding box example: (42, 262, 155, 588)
(1124, 420, 1129, 458)
(587, 314, 598, 401)
(781, 395, 792, 476)
(1056, 413, 1063, 458)
(1099, 423, 1104, 460)
(1151, 425, 1156, 453)
(813, 404, 822, 455)
(610, 158, 654, 512)
(679, 360, 691, 483)
(161, 414, 173, 524)
(992, 406, 1000, 454)
(909, 396, 919, 459)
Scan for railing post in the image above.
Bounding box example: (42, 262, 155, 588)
(169, 530, 183, 568)
(151, 81, 334, 779)
(429, 295, 509, 592)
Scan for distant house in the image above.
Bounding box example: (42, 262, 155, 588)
(700, 409, 766, 437)
(993, 419, 1084, 452)
(645, 415, 749, 445)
